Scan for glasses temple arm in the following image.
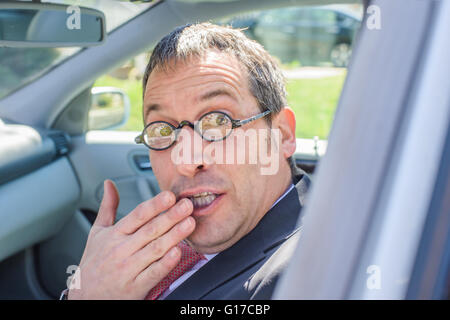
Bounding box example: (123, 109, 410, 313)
(135, 134, 144, 144)
(232, 110, 271, 128)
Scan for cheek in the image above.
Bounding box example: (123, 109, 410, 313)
(221, 163, 260, 205)
(149, 151, 173, 190)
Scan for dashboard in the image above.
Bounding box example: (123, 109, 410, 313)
(0, 120, 80, 262)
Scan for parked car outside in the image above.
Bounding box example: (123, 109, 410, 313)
(225, 5, 361, 67)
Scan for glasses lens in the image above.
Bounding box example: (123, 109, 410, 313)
(198, 112, 232, 141)
(144, 122, 175, 149)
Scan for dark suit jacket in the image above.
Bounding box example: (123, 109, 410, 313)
(166, 170, 311, 300)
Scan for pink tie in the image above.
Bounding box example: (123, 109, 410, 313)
(145, 242, 205, 300)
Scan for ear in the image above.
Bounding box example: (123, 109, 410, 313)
(272, 107, 296, 159)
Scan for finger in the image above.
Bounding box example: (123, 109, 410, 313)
(131, 216, 195, 275)
(94, 180, 120, 227)
(126, 198, 193, 254)
(114, 191, 176, 235)
(135, 246, 181, 297)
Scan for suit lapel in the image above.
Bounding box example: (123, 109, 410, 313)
(166, 172, 309, 300)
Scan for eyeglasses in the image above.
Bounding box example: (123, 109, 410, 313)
(135, 110, 271, 150)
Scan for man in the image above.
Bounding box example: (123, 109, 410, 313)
(66, 23, 310, 300)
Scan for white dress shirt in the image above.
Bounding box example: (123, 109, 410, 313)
(159, 184, 295, 299)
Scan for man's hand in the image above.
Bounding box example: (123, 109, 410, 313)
(68, 180, 195, 300)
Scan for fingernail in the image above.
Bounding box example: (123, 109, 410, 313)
(179, 198, 190, 211)
(161, 191, 172, 204)
(103, 180, 109, 197)
(169, 247, 179, 258)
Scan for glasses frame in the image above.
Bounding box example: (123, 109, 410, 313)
(135, 110, 271, 151)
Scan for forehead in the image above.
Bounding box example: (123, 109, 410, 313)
(146, 50, 247, 90)
(143, 51, 253, 120)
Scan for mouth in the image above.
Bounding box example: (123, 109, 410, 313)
(189, 192, 218, 209)
(178, 190, 225, 217)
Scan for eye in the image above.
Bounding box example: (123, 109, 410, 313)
(160, 126, 173, 136)
(200, 112, 230, 130)
(147, 122, 173, 137)
(199, 112, 233, 141)
(216, 114, 227, 126)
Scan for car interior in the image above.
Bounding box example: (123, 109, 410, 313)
(0, 0, 448, 300)
(0, 0, 340, 299)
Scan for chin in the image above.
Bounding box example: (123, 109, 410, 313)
(187, 216, 243, 254)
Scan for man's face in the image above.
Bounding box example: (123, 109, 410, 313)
(143, 50, 293, 254)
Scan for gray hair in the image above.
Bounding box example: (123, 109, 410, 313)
(142, 23, 298, 177)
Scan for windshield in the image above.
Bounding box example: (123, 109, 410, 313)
(0, 0, 154, 99)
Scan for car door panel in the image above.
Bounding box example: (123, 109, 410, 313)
(0, 157, 80, 262)
(68, 131, 160, 221)
(35, 210, 92, 299)
(0, 121, 80, 262)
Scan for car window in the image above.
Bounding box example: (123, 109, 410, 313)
(0, 0, 154, 100)
(92, 53, 150, 131)
(259, 8, 300, 24)
(91, 3, 363, 144)
(309, 8, 338, 24)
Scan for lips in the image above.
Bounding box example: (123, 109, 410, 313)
(189, 192, 218, 209)
(177, 188, 225, 216)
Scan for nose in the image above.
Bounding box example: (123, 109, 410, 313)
(173, 126, 213, 178)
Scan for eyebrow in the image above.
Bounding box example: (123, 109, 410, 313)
(143, 103, 160, 124)
(199, 88, 239, 103)
(143, 88, 238, 123)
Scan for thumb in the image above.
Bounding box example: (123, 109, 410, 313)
(94, 179, 120, 227)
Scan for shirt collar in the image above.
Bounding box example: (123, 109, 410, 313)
(203, 253, 218, 261)
(270, 183, 295, 209)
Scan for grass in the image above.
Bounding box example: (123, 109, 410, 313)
(94, 71, 347, 140)
(286, 73, 346, 139)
